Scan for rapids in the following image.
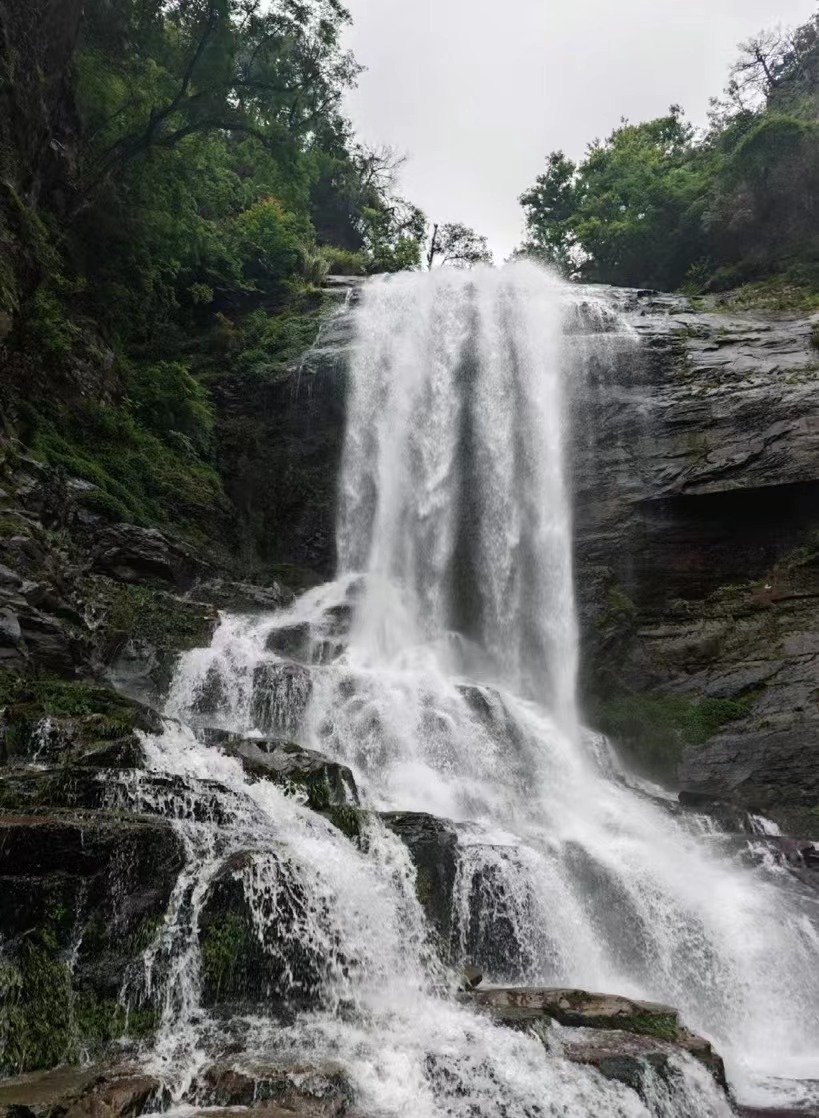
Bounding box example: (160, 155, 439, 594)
(129, 264, 818, 1116)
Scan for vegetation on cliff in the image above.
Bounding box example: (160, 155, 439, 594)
(519, 12, 819, 297)
(0, 0, 430, 548)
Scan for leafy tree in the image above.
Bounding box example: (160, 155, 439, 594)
(519, 9, 819, 293)
(520, 109, 708, 289)
(426, 222, 493, 269)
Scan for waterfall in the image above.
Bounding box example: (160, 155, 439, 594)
(135, 263, 817, 1116)
(338, 264, 579, 727)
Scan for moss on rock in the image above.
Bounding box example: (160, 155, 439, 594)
(594, 691, 759, 782)
(0, 672, 159, 767)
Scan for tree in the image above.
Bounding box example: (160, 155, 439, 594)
(73, 0, 361, 217)
(519, 108, 708, 289)
(426, 222, 493, 269)
(518, 151, 580, 274)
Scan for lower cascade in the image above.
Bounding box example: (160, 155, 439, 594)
(111, 266, 816, 1115)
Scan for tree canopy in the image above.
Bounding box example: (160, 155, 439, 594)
(519, 11, 819, 292)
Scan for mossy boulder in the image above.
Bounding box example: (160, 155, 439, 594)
(190, 1063, 352, 1115)
(0, 675, 160, 768)
(0, 813, 183, 1075)
(88, 577, 218, 699)
(197, 849, 329, 1014)
(201, 730, 358, 811)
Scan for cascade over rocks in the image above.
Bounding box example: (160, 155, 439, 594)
(1, 268, 816, 1116)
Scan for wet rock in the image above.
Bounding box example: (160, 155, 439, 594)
(463, 986, 726, 1084)
(558, 1026, 725, 1095)
(250, 661, 313, 737)
(191, 1064, 352, 1116)
(88, 577, 219, 702)
(381, 812, 458, 951)
(0, 680, 159, 768)
(0, 1065, 101, 1118)
(202, 731, 358, 809)
(89, 523, 199, 587)
(0, 814, 183, 1074)
(198, 850, 328, 1014)
(49, 1071, 159, 1118)
(265, 622, 312, 660)
(460, 965, 483, 989)
(0, 1067, 160, 1118)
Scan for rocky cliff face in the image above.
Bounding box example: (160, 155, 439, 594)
(570, 290, 818, 832)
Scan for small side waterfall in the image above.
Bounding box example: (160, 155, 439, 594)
(128, 264, 817, 1116)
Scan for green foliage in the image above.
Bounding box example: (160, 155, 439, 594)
(26, 398, 226, 537)
(321, 245, 368, 276)
(126, 359, 214, 455)
(520, 11, 819, 293)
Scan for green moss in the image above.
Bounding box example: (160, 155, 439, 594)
(623, 1011, 680, 1041)
(0, 934, 158, 1076)
(0, 671, 151, 763)
(325, 805, 365, 842)
(709, 275, 819, 315)
(595, 691, 759, 780)
(92, 579, 215, 662)
(201, 912, 252, 998)
(414, 865, 433, 909)
(0, 942, 74, 1075)
(20, 393, 227, 542)
(597, 584, 638, 635)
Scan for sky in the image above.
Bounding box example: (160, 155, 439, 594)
(342, 0, 818, 259)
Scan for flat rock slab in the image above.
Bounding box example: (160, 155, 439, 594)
(462, 986, 726, 1084)
(0, 1067, 159, 1118)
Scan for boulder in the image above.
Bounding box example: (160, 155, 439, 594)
(191, 1064, 352, 1116)
(250, 662, 313, 737)
(0, 813, 183, 1075)
(89, 523, 199, 587)
(197, 850, 328, 1014)
(558, 1026, 725, 1096)
(202, 731, 358, 809)
(0, 679, 159, 769)
(381, 812, 459, 952)
(0, 1067, 160, 1118)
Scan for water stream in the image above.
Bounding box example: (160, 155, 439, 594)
(128, 264, 818, 1116)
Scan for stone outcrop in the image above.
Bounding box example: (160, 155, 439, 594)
(463, 985, 726, 1088)
(201, 731, 359, 811)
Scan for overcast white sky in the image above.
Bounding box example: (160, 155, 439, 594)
(342, 0, 818, 259)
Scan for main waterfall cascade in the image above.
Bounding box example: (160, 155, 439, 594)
(133, 264, 818, 1116)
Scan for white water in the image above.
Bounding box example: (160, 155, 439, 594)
(127, 264, 818, 1116)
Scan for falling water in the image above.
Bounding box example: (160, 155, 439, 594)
(133, 263, 817, 1116)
